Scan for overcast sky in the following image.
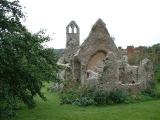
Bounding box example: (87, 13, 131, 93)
(19, 0, 160, 49)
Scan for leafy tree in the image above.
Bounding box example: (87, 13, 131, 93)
(150, 44, 160, 82)
(0, 0, 59, 118)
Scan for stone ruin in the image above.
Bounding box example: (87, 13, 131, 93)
(58, 19, 154, 92)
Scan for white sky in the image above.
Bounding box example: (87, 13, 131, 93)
(19, 0, 160, 49)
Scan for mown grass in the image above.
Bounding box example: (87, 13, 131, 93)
(11, 85, 160, 120)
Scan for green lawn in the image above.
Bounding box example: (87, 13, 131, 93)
(12, 87, 160, 120)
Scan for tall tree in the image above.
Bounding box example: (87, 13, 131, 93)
(0, 0, 59, 118)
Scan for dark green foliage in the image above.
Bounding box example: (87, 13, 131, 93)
(154, 63, 160, 82)
(73, 87, 95, 106)
(73, 97, 95, 106)
(60, 85, 160, 106)
(60, 87, 129, 106)
(109, 89, 128, 104)
(60, 86, 95, 106)
(149, 44, 160, 82)
(141, 88, 160, 99)
(93, 90, 109, 105)
(93, 89, 128, 105)
(60, 89, 78, 104)
(126, 88, 160, 103)
(0, 0, 59, 118)
(0, 0, 25, 33)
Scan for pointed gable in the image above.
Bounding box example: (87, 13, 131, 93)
(91, 18, 110, 35)
(74, 19, 120, 65)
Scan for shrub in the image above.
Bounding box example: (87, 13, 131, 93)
(141, 88, 160, 99)
(60, 87, 129, 106)
(155, 69, 160, 82)
(60, 89, 78, 104)
(59, 85, 160, 106)
(93, 90, 109, 105)
(77, 86, 94, 98)
(109, 89, 128, 104)
(73, 97, 95, 106)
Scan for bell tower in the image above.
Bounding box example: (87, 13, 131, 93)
(66, 21, 80, 49)
(60, 21, 80, 63)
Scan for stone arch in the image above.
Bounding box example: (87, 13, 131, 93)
(68, 26, 72, 33)
(74, 26, 78, 33)
(87, 51, 107, 73)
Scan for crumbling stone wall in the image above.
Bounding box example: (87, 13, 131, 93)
(138, 58, 154, 89)
(58, 19, 154, 93)
(73, 19, 121, 85)
(99, 52, 154, 92)
(87, 51, 106, 72)
(101, 52, 119, 83)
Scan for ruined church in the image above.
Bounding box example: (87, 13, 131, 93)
(58, 19, 153, 92)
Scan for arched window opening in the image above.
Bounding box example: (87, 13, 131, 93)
(69, 26, 72, 33)
(74, 26, 77, 33)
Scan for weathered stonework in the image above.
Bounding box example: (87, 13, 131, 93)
(58, 21, 80, 64)
(58, 19, 154, 92)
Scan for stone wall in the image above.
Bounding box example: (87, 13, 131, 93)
(73, 19, 121, 85)
(58, 19, 154, 93)
(99, 53, 154, 93)
(87, 51, 106, 72)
